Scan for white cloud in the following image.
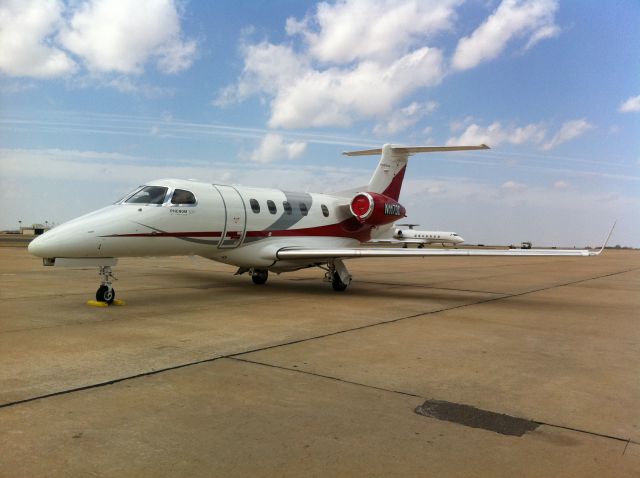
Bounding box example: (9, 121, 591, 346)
(501, 180, 527, 191)
(0, 0, 77, 78)
(619, 95, 640, 113)
(374, 101, 438, 135)
(218, 0, 451, 129)
(447, 121, 546, 147)
(214, 43, 310, 106)
(219, 0, 563, 130)
(447, 118, 594, 151)
(286, 0, 460, 63)
(542, 119, 593, 150)
(0, 81, 37, 94)
(0, 0, 195, 80)
(59, 0, 196, 75)
(272, 47, 445, 128)
(553, 180, 569, 189)
(234, 44, 445, 129)
(245, 134, 307, 163)
(452, 0, 559, 71)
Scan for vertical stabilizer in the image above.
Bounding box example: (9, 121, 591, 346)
(367, 144, 408, 201)
(343, 143, 490, 201)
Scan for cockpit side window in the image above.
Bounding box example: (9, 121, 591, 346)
(171, 189, 197, 205)
(125, 186, 168, 205)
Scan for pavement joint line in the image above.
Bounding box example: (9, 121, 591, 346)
(229, 356, 638, 445)
(0, 297, 486, 410)
(1, 266, 638, 415)
(229, 356, 424, 399)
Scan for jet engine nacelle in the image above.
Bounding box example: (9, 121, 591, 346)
(349, 192, 406, 226)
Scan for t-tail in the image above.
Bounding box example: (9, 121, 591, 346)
(343, 143, 490, 201)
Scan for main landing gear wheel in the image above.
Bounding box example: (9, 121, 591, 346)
(331, 272, 348, 292)
(96, 285, 115, 304)
(251, 269, 269, 285)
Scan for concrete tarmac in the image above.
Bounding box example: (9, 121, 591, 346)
(1, 246, 639, 477)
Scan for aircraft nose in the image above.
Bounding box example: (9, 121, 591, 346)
(28, 233, 49, 257)
(28, 224, 102, 258)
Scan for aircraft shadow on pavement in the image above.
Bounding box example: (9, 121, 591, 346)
(125, 269, 508, 304)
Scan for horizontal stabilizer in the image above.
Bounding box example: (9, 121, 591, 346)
(343, 144, 489, 156)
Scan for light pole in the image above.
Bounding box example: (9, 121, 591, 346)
(18, 220, 22, 233)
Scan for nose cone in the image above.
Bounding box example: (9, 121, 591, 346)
(456, 236, 465, 244)
(27, 206, 118, 258)
(28, 223, 103, 258)
(27, 233, 49, 257)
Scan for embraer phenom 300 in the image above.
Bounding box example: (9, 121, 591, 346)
(29, 144, 610, 303)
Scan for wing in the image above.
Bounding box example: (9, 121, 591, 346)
(277, 222, 616, 261)
(276, 246, 603, 260)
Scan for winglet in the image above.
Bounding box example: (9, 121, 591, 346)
(591, 221, 616, 256)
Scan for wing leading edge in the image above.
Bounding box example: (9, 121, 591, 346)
(276, 247, 600, 261)
(277, 222, 616, 261)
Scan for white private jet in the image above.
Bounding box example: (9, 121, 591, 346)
(371, 224, 464, 248)
(28, 144, 612, 303)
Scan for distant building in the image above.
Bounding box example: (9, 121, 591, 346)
(20, 224, 51, 236)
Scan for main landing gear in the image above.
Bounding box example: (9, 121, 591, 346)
(96, 265, 116, 304)
(324, 259, 352, 292)
(251, 269, 269, 285)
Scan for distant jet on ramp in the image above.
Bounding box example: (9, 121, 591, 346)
(370, 224, 464, 248)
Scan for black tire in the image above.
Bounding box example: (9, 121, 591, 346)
(96, 285, 115, 304)
(331, 272, 348, 292)
(251, 269, 268, 285)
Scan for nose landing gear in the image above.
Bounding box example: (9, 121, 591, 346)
(96, 265, 116, 304)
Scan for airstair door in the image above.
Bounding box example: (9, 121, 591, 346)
(214, 185, 246, 248)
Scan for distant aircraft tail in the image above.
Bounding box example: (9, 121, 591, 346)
(343, 144, 489, 201)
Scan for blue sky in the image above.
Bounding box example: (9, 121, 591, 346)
(1, 0, 638, 246)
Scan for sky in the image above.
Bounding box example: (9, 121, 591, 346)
(0, 0, 638, 247)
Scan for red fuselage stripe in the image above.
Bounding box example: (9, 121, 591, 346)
(104, 218, 373, 242)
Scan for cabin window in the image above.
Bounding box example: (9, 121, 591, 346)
(267, 200, 277, 214)
(125, 186, 168, 205)
(250, 199, 260, 213)
(283, 201, 292, 215)
(171, 189, 196, 205)
(321, 204, 329, 217)
(299, 203, 308, 216)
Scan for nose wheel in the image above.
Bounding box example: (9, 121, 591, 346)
(96, 265, 116, 304)
(96, 285, 115, 304)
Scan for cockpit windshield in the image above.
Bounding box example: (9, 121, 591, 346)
(124, 186, 168, 205)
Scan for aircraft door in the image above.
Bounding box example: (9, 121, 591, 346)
(214, 185, 246, 248)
